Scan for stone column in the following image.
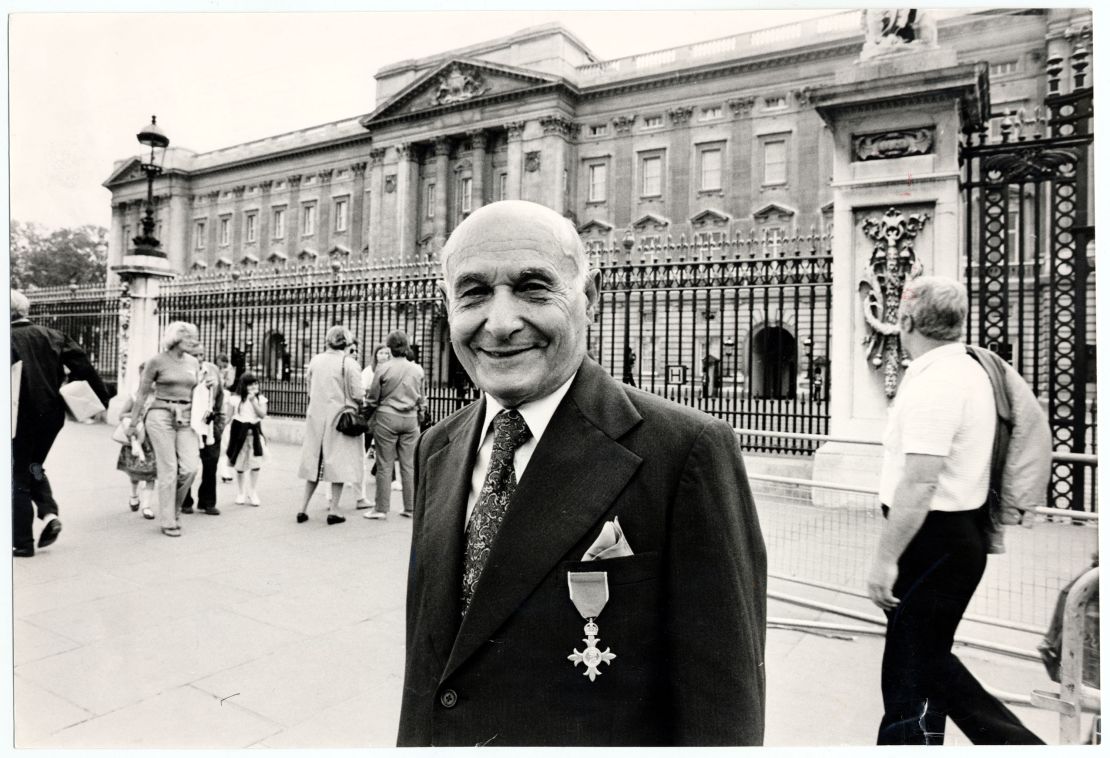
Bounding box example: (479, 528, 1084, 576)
(259, 180, 273, 256)
(231, 185, 246, 262)
(433, 137, 450, 248)
(808, 42, 987, 498)
(395, 143, 415, 262)
(205, 192, 220, 262)
(285, 175, 302, 259)
(368, 149, 385, 260)
(612, 115, 636, 227)
(540, 116, 573, 214)
(317, 169, 333, 255)
(667, 107, 694, 225)
(505, 122, 526, 201)
(108, 201, 126, 283)
(468, 129, 487, 210)
(350, 162, 367, 256)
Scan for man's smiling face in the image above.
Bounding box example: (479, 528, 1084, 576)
(441, 202, 596, 408)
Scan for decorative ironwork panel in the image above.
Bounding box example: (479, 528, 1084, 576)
(26, 284, 121, 392)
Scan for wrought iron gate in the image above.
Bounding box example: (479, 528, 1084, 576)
(961, 40, 1095, 511)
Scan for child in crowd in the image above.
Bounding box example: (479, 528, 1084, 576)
(225, 372, 268, 506)
(116, 362, 156, 520)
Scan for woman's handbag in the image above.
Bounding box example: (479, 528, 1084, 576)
(336, 356, 370, 436)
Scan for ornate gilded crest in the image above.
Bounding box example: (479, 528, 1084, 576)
(853, 128, 935, 161)
(858, 207, 929, 397)
(433, 64, 487, 106)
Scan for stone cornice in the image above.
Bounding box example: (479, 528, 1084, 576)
(364, 81, 578, 131)
(540, 115, 575, 138)
(578, 40, 861, 102)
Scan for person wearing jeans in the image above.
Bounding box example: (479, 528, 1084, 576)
(364, 330, 425, 520)
(129, 322, 203, 537)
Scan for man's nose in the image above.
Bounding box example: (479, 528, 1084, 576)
(483, 288, 524, 339)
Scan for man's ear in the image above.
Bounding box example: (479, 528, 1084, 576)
(436, 280, 450, 308)
(584, 269, 601, 321)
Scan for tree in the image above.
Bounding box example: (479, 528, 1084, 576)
(10, 222, 109, 288)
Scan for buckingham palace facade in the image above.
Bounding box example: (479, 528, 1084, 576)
(103, 9, 1091, 276)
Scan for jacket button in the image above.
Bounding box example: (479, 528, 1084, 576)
(439, 689, 458, 708)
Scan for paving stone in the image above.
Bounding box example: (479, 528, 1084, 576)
(14, 676, 93, 746)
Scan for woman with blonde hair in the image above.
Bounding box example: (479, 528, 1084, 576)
(296, 325, 364, 524)
(129, 321, 202, 537)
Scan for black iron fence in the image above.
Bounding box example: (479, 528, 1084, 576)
(25, 283, 121, 394)
(148, 233, 832, 456)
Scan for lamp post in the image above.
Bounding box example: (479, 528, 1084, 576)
(132, 115, 170, 256)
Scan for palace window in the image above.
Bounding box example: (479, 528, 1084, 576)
(498, 173, 507, 201)
(219, 216, 231, 246)
(699, 106, 722, 121)
(334, 197, 349, 232)
(762, 139, 787, 186)
(699, 145, 723, 192)
(991, 60, 1018, 77)
(426, 183, 436, 219)
(272, 207, 285, 239)
(245, 212, 258, 243)
(587, 163, 607, 203)
(459, 177, 473, 215)
(302, 203, 316, 237)
(194, 220, 206, 250)
(640, 154, 663, 198)
(764, 95, 787, 111)
(589, 124, 608, 138)
(642, 115, 663, 129)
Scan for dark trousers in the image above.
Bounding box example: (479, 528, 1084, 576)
(11, 420, 63, 550)
(183, 443, 220, 510)
(877, 507, 1044, 745)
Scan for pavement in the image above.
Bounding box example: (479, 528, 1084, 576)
(11, 421, 1080, 748)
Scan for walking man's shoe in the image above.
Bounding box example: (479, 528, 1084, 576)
(199, 506, 221, 516)
(38, 517, 62, 548)
(13, 546, 34, 558)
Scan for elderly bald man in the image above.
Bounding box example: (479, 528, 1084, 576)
(398, 201, 766, 747)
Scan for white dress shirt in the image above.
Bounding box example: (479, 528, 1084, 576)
(465, 373, 577, 526)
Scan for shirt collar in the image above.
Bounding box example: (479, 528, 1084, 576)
(477, 372, 578, 451)
(904, 341, 966, 379)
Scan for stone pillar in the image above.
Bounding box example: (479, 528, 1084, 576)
(111, 252, 175, 398)
(350, 162, 367, 256)
(368, 149, 385, 260)
(540, 116, 573, 214)
(259, 180, 273, 255)
(395, 143, 415, 262)
(317, 169, 333, 255)
(108, 201, 126, 283)
(231, 185, 246, 263)
(808, 38, 987, 497)
(667, 107, 694, 226)
(433, 137, 450, 248)
(505, 122, 526, 201)
(612, 116, 636, 228)
(468, 129, 487, 210)
(285, 175, 302, 259)
(167, 179, 190, 274)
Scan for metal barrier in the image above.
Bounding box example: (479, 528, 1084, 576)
(1032, 567, 1101, 744)
(744, 429, 1099, 631)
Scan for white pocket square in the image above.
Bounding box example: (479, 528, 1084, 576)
(582, 516, 634, 561)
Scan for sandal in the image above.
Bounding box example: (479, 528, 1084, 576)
(141, 507, 156, 520)
(161, 526, 182, 538)
(128, 496, 141, 512)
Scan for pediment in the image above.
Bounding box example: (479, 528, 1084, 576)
(577, 219, 613, 235)
(690, 208, 730, 227)
(103, 157, 145, 187)
(361, 59, 567, 128)
(329, 244, 351, 257)
(752, 202, 797, 222)
(631, 213, 670, 231)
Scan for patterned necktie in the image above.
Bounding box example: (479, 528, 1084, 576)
(461, 409, 532, 613)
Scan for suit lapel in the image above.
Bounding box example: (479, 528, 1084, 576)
(419, 399, 485, 670)
(443, 361, 643, 681)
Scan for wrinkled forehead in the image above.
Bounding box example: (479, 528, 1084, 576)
(442, 211, 582, 281)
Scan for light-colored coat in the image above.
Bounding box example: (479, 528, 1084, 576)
(297, 349, 364, 483)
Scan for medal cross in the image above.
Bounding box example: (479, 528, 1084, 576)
(568, 631, 616, 682)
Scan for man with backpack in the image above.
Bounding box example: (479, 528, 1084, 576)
(866, 276, 1045, 745)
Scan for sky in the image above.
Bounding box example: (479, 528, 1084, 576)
(6, 5, 858, 232)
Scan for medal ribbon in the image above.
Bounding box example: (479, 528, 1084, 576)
(567, 571, 609, 620)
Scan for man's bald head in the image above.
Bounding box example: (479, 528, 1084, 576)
(440, 201, 587, 295)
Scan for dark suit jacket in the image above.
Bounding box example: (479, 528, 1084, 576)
(399, 359, 767, 746)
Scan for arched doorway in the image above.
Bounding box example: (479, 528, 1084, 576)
(262, 331, 289, 381)
(751, 326, 797, 399)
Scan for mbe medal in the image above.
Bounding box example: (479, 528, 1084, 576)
(566, 572, 616, 681)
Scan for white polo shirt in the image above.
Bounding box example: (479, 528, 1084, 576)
(465, 373, 576, 527)
(879, 343, 996, 512)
